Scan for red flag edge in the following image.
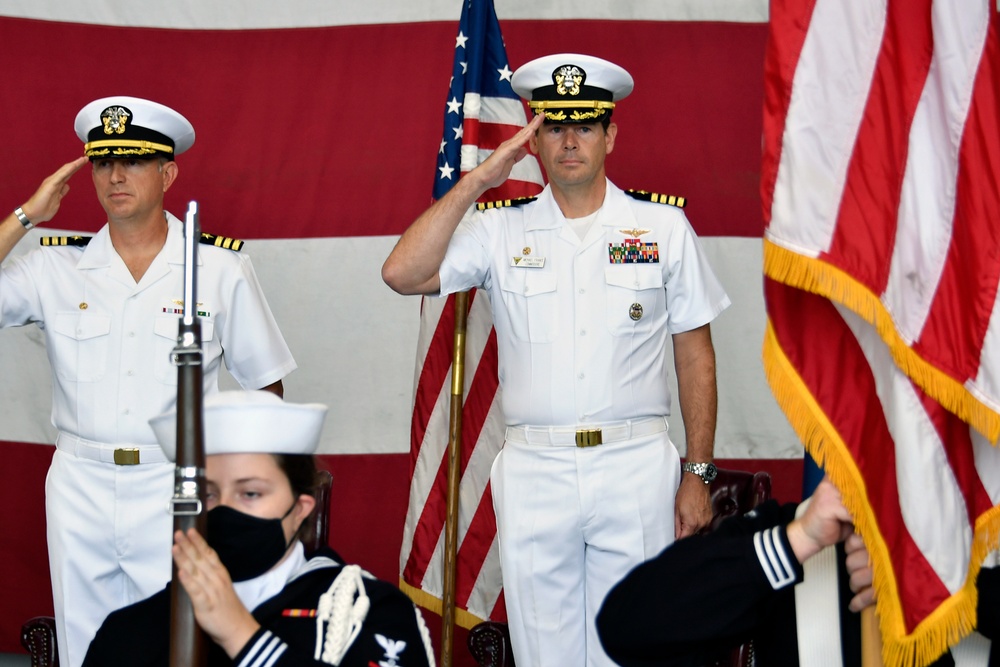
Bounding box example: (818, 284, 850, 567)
(762, 317, 1000, 667)
(763, 239, 1000, 444)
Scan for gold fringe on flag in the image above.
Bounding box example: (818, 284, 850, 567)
(398, 578, 487, 631)
(762, 323, 1000, 667)
(763, 238, 1000, 444)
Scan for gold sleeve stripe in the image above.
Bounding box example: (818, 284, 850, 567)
(625, 189, 687, 208)
(200, 233, 244, 252)
(40, 236, 91, 247)
(476, 196, 538, 211)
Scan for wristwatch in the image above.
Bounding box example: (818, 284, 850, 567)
(682, 461, 718, 484)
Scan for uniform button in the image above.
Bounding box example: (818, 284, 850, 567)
(578, 288, 585, 294)
(578, 372, 585, 380)
(126, 370, 134, 376)
(128, 331, 136, 338)
(579, 329, 586, 336)
(123, 408, 131, 416)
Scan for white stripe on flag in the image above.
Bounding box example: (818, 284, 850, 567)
(838, 303, 974, 594)
(767, 0, 886, 255)
(885, 0, 989, 342)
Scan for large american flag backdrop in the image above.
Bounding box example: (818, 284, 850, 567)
(762, 0, 1000, 664)
(0, 0, 794, 660)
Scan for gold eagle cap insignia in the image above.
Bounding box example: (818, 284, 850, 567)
(619, 228, 651, 237)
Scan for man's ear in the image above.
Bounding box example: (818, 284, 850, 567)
(161, 161, 179, 192)
(605, 122, 618, 155)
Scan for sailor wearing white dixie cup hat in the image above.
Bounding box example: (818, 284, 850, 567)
(383, 52, 729, 667)
(1, 96, 296, 667)
(84, 391, 436, 667)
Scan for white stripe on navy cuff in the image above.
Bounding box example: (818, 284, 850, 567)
(753, 526, 797, 589)
(237, 630, 288, 667)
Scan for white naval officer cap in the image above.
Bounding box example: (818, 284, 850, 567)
(75, 95, 196, 160)
(149, 390, 328, 462)
(511, 53, 634, 124)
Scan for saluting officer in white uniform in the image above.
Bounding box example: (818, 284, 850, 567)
(0, 96, 296, 667)
(383, 54, 730, 666)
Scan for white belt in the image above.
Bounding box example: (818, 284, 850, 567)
(55, 432, 169, 465)
(505, 416, 668, 447)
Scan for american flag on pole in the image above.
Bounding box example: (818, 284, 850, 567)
(397, 0, 543, 626)
(761, 1, 1000, 665)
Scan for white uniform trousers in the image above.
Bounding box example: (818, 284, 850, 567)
(46, 436, 174, 667)
(491, 423, 680, 667)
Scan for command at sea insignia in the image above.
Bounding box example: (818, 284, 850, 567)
(39, 233, 243, 251)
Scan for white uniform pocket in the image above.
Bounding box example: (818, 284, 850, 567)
(49, 311, 113, 382)
(604, 266, 664, 336)
(497, 269, 558, 342)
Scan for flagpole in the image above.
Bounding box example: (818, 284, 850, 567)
(861, 607, 883, 666)
(440, 290, 470, 667)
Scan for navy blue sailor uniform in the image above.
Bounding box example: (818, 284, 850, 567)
(437, 179, 730, 666)
(83, 546, 435, 667)
(596, 500, 994, 667)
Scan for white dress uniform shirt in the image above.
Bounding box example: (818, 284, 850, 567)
(438, 179, 731, 667)
(0, 212, 295, 442)
(440, 179, 730, 426)
(0, 212, 296, 667)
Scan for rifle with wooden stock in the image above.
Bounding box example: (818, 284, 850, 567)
(168, 201, 208, 667)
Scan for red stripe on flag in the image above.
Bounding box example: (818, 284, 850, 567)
(459, 333, 499, 479)
(403, 450, 449, 585)
(453, 331, 500, 608)
(410, 295, 459, 458)
(463, 120, 527, 150)
(454, 483, 499, 610)
(923, 393, 994, 525)
(478, 182, 544, 202)
(822, 0, 934, 290)
(759, 0, 818, 226)
(914, 14, 1000, 382)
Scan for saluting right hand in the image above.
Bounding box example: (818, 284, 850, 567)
(18, 156, 89, 226)
(471, 111, 545, 191)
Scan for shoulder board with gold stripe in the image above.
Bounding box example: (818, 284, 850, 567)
(476, 196, 537, 211)
(625, 189, 687, 208)
(200, 232, 244, 252)
(40, 235, 92, 247)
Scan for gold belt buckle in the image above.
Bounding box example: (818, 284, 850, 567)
(576, 429, 603, 447)
(113, 448, 140, 465)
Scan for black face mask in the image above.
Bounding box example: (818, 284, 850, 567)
(206, 504, 296, 582)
